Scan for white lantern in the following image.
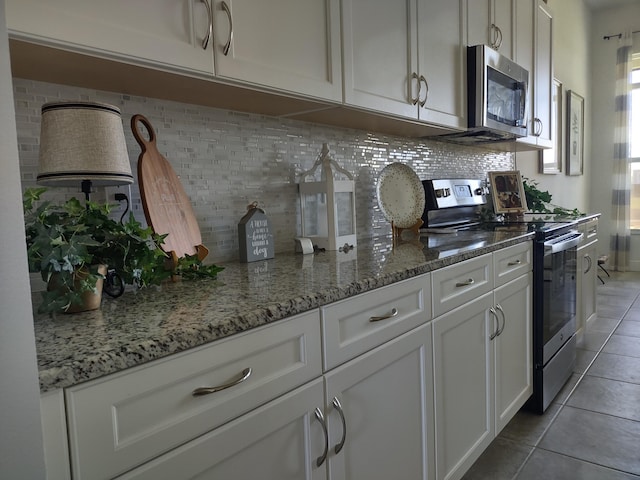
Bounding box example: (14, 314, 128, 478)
(298, 144, 357, 251)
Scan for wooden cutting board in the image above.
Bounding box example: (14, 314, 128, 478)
(132, 114, 208, 264)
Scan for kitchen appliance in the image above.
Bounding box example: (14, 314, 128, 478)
(437, 45, 529, 144)
(421, 179, 581, 413)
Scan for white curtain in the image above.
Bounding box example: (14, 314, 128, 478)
(610, 30, 633, 271)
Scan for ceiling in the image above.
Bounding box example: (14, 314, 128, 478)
(583, 0, 639, 11)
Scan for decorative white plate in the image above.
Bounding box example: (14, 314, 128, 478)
(376, 163, 425, 229)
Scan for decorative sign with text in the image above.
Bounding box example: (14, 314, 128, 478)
(238, 203, 274, 263)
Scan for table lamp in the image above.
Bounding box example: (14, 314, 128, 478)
(37, 101, 133, 201)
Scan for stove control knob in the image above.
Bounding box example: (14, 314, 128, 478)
(474, 188, 483, 195)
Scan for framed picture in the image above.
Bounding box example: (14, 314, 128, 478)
(539, 78, 563, 174)
(488, 171, 529, 214)
(566, 90, 584, 176)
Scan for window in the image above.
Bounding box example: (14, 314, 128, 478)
(628, 55, 640, 229)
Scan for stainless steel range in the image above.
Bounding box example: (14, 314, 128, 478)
(421, 179, 583, 413)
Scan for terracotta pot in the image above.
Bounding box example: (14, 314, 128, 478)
(47, 264, 108, 313)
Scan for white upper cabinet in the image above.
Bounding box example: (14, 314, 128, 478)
(5, 0, 215, 75)
(532, 0, 554, 148)
(417, 0, 467, 129)
(342, 0, 466, 129)
(466, 0, 514, 59)
(516, 0, 553, 148)
(211, 0, 342, 102)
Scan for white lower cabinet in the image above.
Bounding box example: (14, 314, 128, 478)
(324, 322, 434, 480)
(40, 246, 533, 480)
(432, 244, 532, 480)
(120, 298, 435, 480)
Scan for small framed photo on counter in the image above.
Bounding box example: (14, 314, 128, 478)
(488, 171, 528, 214)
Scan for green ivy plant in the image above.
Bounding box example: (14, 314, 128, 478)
(522, 178, 584, 218)
(24, 188, 223, 314)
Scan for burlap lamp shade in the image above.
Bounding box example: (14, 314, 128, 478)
(38, 101, 133, 198)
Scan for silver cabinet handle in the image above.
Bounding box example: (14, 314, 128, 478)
(491, 24, 503, 49)
(410, 72, 420, 105)
(495, 304, 506, 336)
(584, 253, 592, 274)
(191, 367, 251, 396)
(489, 307, 500, 340)
(314, 407, 329, 467)
(507, 259, 521, 266)
(200, 0, 213, 50)
(456, 278, 474, 287)
(332, 397, 347, 455)
(221, 1, 233, 56)
(533, 118, 543, 137)
(418, 75, 428, 107)
(369, 307, 398, 322)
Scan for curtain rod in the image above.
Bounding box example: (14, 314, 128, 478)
(603, 30, 640, 40)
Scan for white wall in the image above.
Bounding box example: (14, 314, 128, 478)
(0, 1, 46, 478)
(590, 3, 640, 269)
(516, 0, 593, 218)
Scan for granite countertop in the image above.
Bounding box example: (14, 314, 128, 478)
(34, 230, 534, 393)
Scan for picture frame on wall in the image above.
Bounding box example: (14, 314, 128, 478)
(488, 171, 529, 214)
(566, 90, 584, 176)
(539, 78, 563, 174)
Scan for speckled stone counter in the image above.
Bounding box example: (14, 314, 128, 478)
(34, 231, 534, 392)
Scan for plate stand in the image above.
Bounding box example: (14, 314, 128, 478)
(392, 218, 423, 242)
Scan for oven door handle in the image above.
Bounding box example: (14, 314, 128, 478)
(543, 232, 583, 255)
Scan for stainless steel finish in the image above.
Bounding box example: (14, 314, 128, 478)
(411, 72, 420, 105)
(489, 307, 500, 340)
(465, 44, 529, 141)
(507, 259, 522, 266)
(495, 303, 506, 336)
(221, 1, 233, 56)
(314, 407, 329, 467)
(543, 316, 576, 365)
(332, 397, 347, 455)
(419, 75, 428, 107)
(191, 367, 251, 396)
(543, 231, 583, 255)
(542, 334, 576, 411)
(200, 0, 213, 50)
(455, 278, 475, 287)
(424, 178, 488, 211)
(369, 307, 398, 322)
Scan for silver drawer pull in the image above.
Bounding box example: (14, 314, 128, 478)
(507, 259, 522, 266)
(456, 278, 474, 287)
(369, 307, 398, 322)
(191, 367, 252, 397)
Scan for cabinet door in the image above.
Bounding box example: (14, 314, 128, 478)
(342, 0, 418, 118)
(416, 0, 466, 129)
(433, 293, 494, 480)
(494, 273, 532, 434)
(324, 323, 435, 480)
(533, 0, 553, 148)
(5, 0, 215, 75)
(514, 0, 536, 145)
(578, 239, 598, 335)
(117, 379, 327, 480)
(212, 0, 342, 102)
(491, 0, 514, 59)
(466, 0, 491, 48)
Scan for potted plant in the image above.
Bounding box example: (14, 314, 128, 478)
(23, 188, 223, 314)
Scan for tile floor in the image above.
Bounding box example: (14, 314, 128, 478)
(463, 271, 640, 479)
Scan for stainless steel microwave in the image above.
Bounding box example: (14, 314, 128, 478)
(467, 44, 529, 141)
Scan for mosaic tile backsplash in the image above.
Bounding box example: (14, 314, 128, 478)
(13, 78, 514, 264)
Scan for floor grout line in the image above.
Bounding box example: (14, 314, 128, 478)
(508, 277, 640, 480)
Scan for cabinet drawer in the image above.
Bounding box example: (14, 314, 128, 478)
(432, 254, 493, 317)
(493, 242, 532, 288)
(580, 218, 598, 244)
(66, 310, 322, 480)
(321, 274, 431, 370)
